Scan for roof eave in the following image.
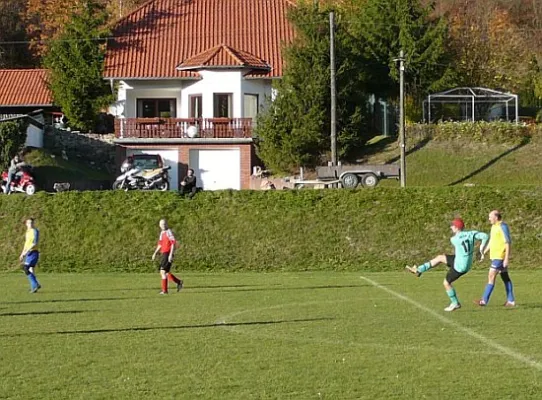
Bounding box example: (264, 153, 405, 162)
(177, 65, 271, 71)
(0, 104, 53, 108)
(104, 76, 201, 81)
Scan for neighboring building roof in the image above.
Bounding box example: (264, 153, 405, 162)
(105, 0, 296, 79)
(0, 112, 45, 129)
(0, 69, 53, 107)
(177, 44, 270, 72)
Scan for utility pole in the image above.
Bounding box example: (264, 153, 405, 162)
(396, 50, 406, 187)
(330, 11, 337, 166)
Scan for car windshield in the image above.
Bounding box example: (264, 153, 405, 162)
(133, 158, 160, 170)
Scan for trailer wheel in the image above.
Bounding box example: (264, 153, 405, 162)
(340, 173, 360, 188)
(362, 173, 379, 188)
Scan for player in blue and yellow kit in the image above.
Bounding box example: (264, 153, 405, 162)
(19, 218, 41, 293)
(406, 218, 489, 312)
(477, 210, 515, 307)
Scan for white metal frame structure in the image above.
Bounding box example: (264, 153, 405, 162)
(423, 87, 519, 124)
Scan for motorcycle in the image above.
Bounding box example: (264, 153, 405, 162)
(112, 159, 171, 191)
(1, 165, 37, 195)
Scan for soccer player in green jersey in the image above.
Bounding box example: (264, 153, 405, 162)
(405, 218, 489, 312)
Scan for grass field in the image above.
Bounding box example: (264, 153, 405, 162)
(361, 135, 542, 186)
(1, 271, 542, 399)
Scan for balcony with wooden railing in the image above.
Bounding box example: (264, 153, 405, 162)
(114, 118, 253, 139)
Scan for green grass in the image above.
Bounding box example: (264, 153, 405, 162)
(1, 271, 541, 399)
(2, 188, 542, 272)
(362, 135, 542, 187)
(23, 148, 111, 190)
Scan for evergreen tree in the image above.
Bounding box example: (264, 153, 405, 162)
(255, 2, 370, 173)
(44, 1, 113, 132)
(352, 0, 453, 101)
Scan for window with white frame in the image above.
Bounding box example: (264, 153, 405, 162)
(243, 94, 259, 120)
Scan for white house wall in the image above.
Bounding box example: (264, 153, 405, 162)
(111, 80, 184, 118)
(181, 70, 242, 118)
(242, 79, 273, 114)
(25, 123, 44, 148)
(109, 75, 274, 119)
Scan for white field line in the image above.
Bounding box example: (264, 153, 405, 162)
(217, 299, 501, 356)
(360, 275, 542, 372)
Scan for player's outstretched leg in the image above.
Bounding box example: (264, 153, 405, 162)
(500, 271, 515, 306)
(167, 273, 183, 292)
(405, 255, 448, 277)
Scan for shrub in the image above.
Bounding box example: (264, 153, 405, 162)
(407, 122, 540, 144)
(0, 120, 27, 169)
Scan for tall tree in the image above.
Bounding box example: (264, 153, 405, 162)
(255, 2, 370, 173)
(0, 0, 34, 67)
(25, 0, 80, 58)
(447, 0, 531, 92)
(25, 0, 147, 58)
(44, 0, 113, 132)
(352, 0, 453, 101)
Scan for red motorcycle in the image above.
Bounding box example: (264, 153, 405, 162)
(1, 165, 37, 195)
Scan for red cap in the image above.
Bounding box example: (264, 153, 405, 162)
(451, 218, 465, 230)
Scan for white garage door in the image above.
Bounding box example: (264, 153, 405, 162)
(126, 148, 179, 190)
(189, 148, 241, 190)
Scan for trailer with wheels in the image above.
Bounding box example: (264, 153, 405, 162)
(315, 164, 400, 188)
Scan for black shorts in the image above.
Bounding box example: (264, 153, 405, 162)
(160, 252, 172, 272)
(444, 255, 465, 283)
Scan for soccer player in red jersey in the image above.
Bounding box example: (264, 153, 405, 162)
(152, 219, 183, 294)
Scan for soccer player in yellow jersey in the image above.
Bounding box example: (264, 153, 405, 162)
(477, 210, 515, 307)
(19, 218, 41, 293)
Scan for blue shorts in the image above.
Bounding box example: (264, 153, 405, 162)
(25, 251, 39, 268)
(491, 259, 506, 270)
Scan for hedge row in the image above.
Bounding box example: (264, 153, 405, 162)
(406, 121, 542, 144)
(0, 188, 540, 272)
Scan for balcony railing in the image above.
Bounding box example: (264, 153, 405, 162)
(114, 118, 253, 139)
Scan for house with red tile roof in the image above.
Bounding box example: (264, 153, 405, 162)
(0, 69, 56, 148)
(105, 0, 295, 190)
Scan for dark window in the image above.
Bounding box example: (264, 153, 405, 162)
(136, 99, 176, 118)
(213, 93, 232, 118)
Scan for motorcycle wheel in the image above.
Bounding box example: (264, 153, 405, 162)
(156, 180, 170, 191)
(25, 184, 36, 195)
(112, 180, 124, 190)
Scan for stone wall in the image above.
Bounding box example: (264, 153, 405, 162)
(44, 127, 116, 173)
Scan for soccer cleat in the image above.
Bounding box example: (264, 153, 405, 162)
(177, 280, 184, 292)
(37, 284, 41, 290)
(503, 301, 516, 307)
(30, 287, 39, 293)
(444, 303, 461, 312)
(405, 265, 421, 277)
(159, 291, 168, 295)
(475, 299, 487, 307)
